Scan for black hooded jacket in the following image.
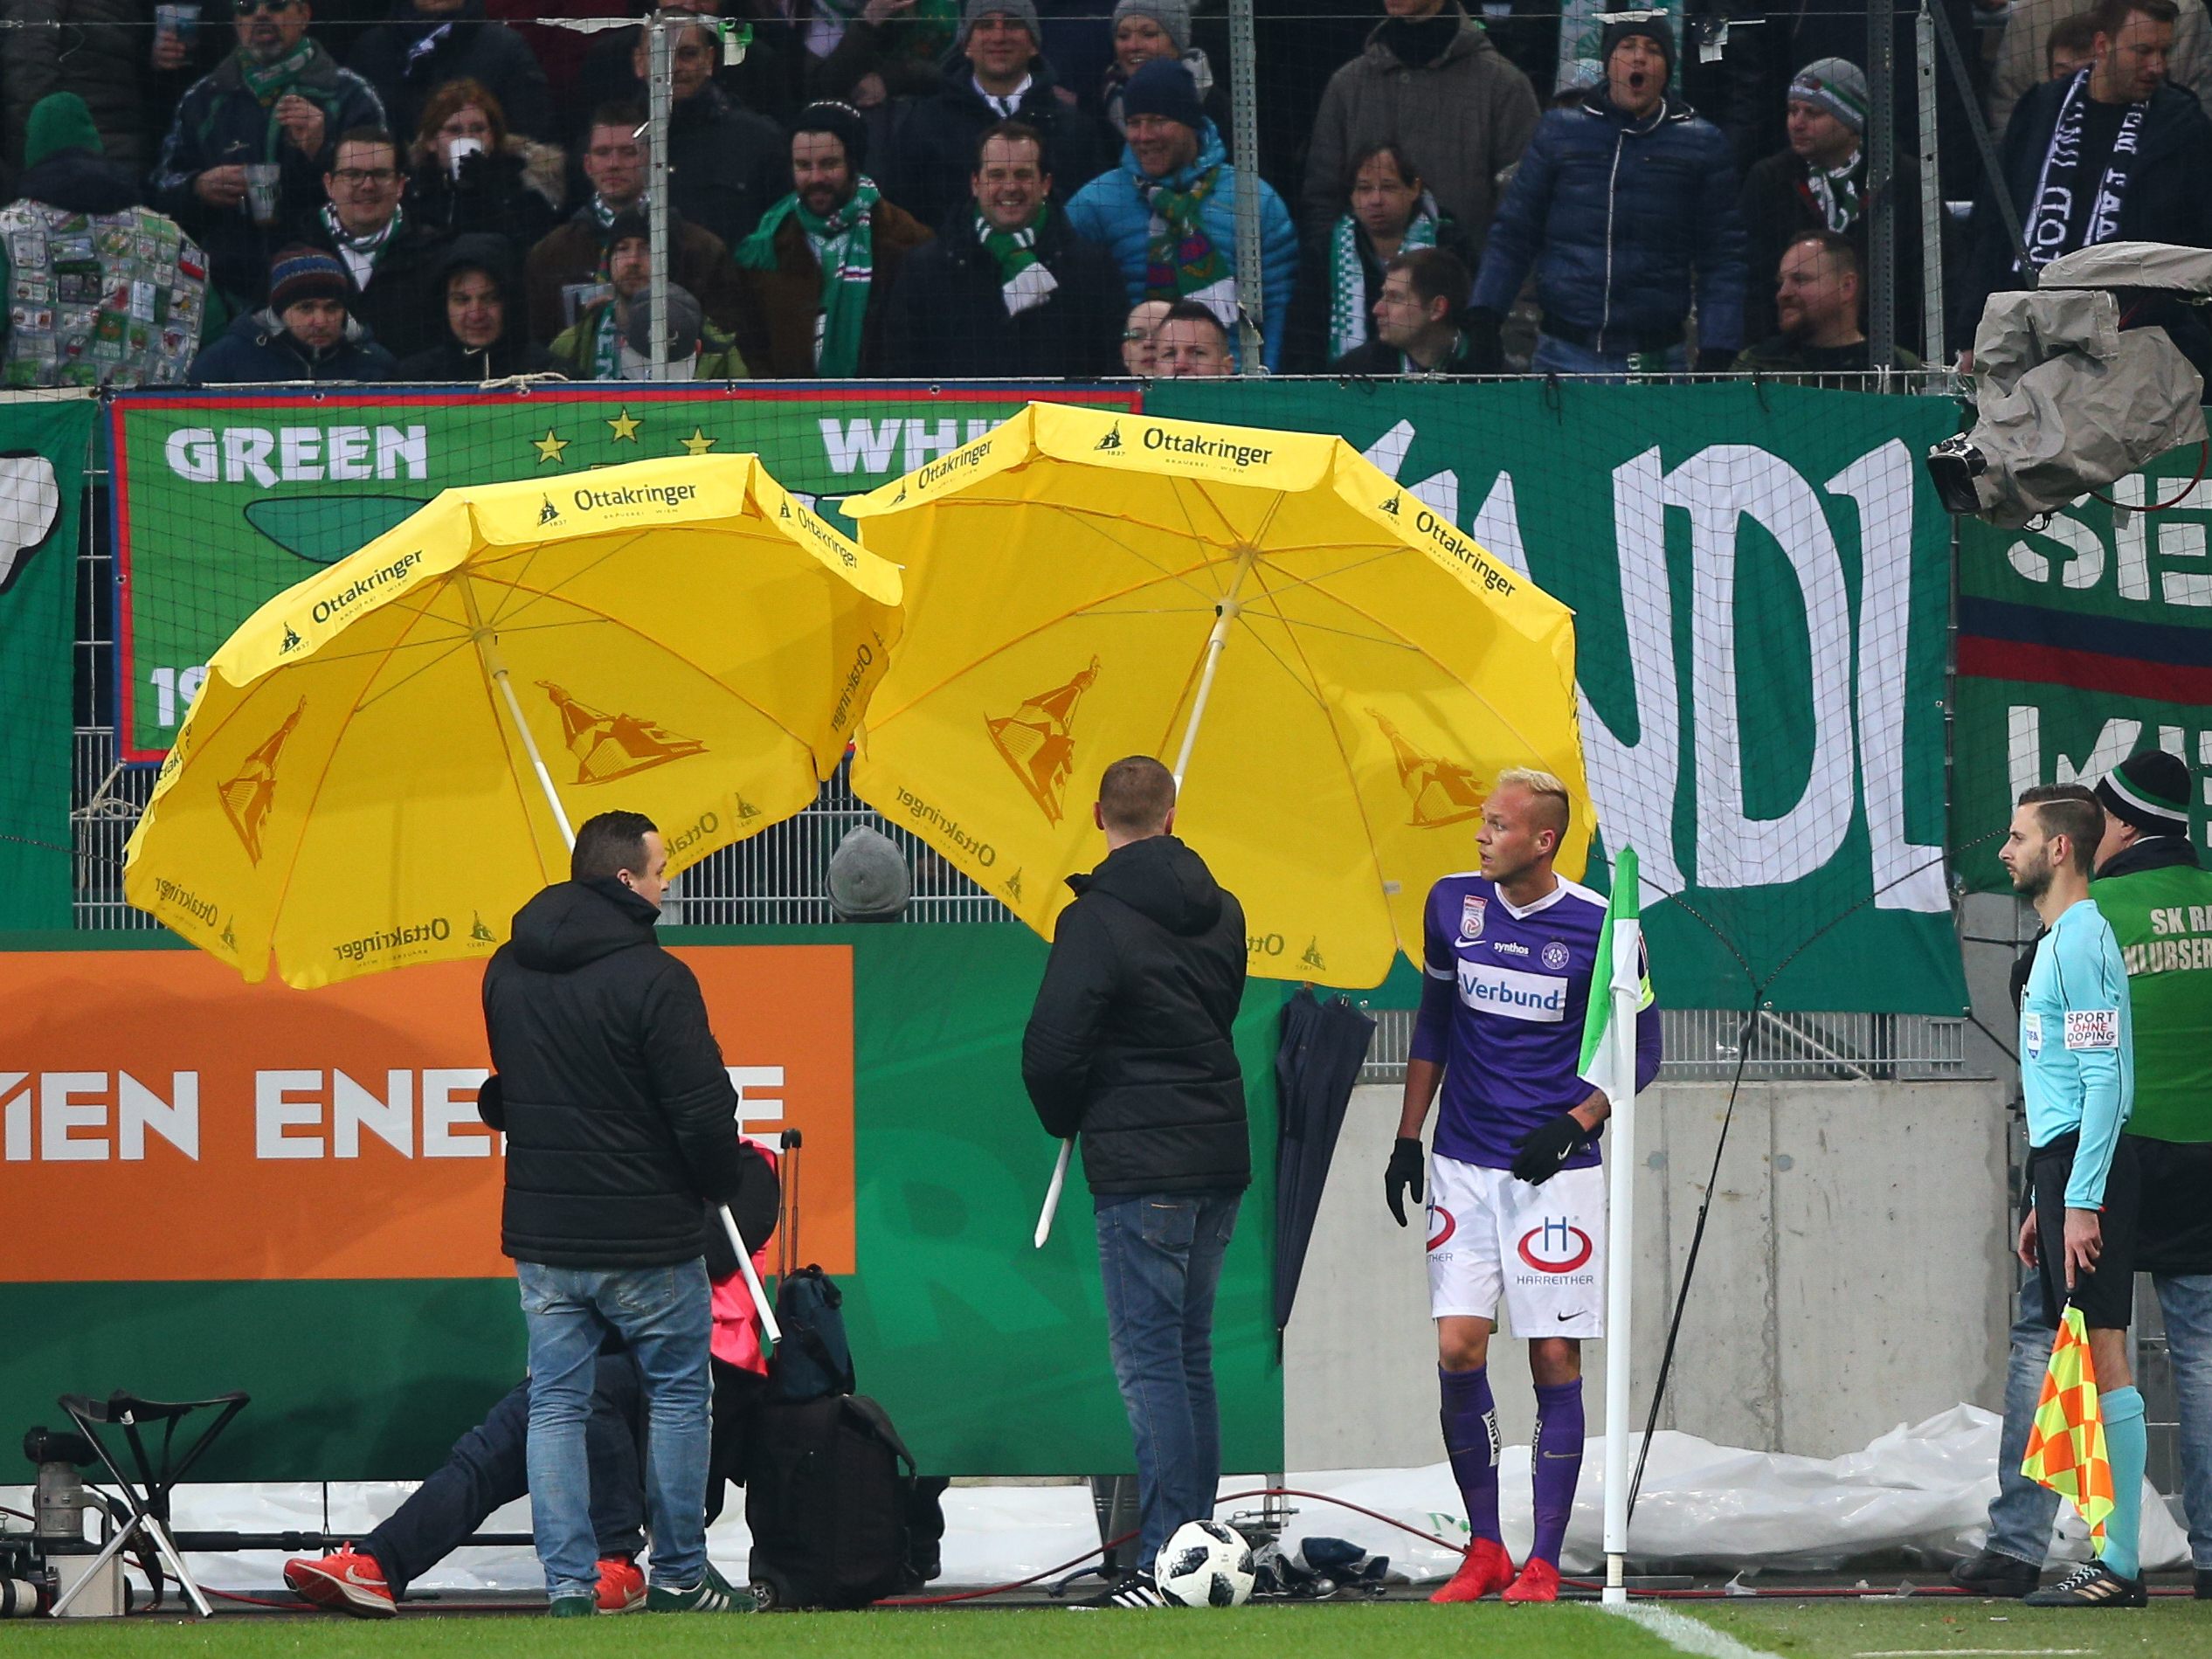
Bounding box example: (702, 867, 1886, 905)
(481, 877, 756, 1268)
(394, 232, 560, 379)
(15, 149, 140, 215)
(1021, 834, 1250, 1198)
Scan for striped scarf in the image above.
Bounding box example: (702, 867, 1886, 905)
(1326, 204, 1438, 363)
(741, 178, 880, 376)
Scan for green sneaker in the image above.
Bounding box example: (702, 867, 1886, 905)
(646, 1565, 756, 1613)
(548, 1594, 598, 1618)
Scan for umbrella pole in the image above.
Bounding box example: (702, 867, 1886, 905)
(454, 576, 778, 1343)
(1170, 545, 1257, 789)
(457, 573, 577, 848)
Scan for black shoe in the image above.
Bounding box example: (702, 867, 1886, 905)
(1925, 434, 1988, 517)
(1068, 1572, 1165, 1610)
(2195, 1566, 2212, 1600)
(1948, 1550, 2041, 1598)
(2021, 1560, 2146, 1607)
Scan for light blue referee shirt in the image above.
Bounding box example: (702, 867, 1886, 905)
(2019, 897, 2134, 1209)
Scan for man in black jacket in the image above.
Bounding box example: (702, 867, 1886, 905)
(1021, 757, 1248, 1610)
(882, 121, 1123, 377)
(481, 810, 761, 1617)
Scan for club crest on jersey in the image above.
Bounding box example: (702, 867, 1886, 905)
(1541, 940, 1570, 971)
(1459, 895, 1487, 943)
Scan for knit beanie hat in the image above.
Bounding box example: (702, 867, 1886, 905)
(1790, 56, 1870, 135)
(268, 245, 349, 311)
(1111, 0, 1191, 55)
(794, 100, 869, 172)
(826, 826, 911, 922)
(2096, 748, 2193, 837)
(24, 93, 102, 169)
(1600, 10, 1676, 80)
(1122, 57, 1204, 130)
(956, 0, 1040, 53)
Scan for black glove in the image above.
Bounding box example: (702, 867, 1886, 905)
(1385, 1137, 1427, 1227)
(1463, 307, 1505, 375)
(1697, 346, 1738, 374)
(1510, 1113, 1587, 1185)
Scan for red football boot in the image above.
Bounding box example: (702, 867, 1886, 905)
(1430, 1536, 1517, 1603)
(1503, 1558, 1562, 1603)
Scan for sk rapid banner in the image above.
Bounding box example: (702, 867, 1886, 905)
(109, 385, 1134, 762)
(0, 392, 92, 928)
(1954, 451, 2212, 889)
(1150, 380, 1966, 1013)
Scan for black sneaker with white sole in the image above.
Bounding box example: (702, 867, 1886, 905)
(1947, 1549, 2040, 1598)
(1068, 1572, 1165, 1609)
(2020, 1559, 2146, 1607)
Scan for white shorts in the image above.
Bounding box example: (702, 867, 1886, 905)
(1425, 1153, 1606, 1339)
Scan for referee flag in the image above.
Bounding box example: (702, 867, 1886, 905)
(1578, 847, 1650, 1106)
(2022, 1304, 2115, 1544)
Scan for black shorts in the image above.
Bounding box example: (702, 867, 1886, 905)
(2029, 1130, 2140, 1332)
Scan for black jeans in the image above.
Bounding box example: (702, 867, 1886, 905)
(363, 1353, 647, 1599)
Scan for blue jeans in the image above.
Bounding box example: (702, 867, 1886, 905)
(517, 1258, 713, 1599)
(1985, 1263, 2212, 1570)
(1095, 1192, 1241, 1568)
(365, 1356, 646, 1599)
(1531, 334, 1690, 381)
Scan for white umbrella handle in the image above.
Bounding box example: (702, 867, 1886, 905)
(719, 1205, 780, 1344)
(1033, 1139, 1072, 1248)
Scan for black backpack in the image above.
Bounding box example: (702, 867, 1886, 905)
(744, 1393, 948, 1610)
(769, 1266, 855, 1403)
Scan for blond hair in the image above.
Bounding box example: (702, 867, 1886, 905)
(1493, 766, 1571, 841)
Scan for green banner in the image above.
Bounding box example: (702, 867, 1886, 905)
(1953, 450, 2212, 891)
(0, 925, 1283, 1480)
(0, 392, 92, 928)
(1150, 380, 1967, 1014)
(109, 385, 1136, 761)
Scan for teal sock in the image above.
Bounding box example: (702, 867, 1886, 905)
(2098, 1386, 2146, 1580)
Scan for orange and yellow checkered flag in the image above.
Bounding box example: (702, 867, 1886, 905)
(2021, 1304, 2115, 1544)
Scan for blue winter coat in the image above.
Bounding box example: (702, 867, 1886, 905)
(188, 307, 396, 384)
(1472, 93, 1747, 356)
(1064, 121, 1299, 371)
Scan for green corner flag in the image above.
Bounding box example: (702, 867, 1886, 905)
(1577, 847, 1650, 1104)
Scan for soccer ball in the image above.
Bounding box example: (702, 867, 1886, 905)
(1154, 1519, 1255, 1607)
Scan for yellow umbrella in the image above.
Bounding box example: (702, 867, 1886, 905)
(843, 401, 1591, 992)
(124, 453, 901, 989)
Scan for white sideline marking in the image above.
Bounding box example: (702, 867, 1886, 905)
(1601, 1600, 1786, 1659)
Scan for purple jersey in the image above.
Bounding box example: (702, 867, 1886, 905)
(1412, 871, 1662, 1172)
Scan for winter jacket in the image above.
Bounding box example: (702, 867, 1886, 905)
(150, 44, 387, 302)
(350, 0, 555, 142)
(881, 203, 1125, 377)
(1063, 121, 1299, 370)
(187, 304, 396, 382)
(1470, 92, 1747, 356)
(1021, 834, 1250, 1199)
(549, 298, 748, 378)
(481, 877, 758, 1268)
(885, 65, 1106, 232)
(729, 192, 933, 377)
(392, 231, 561, 377)
(663, 83, 793, 253)
(1992, 0, 2212, 138)
(1300, 9, 1538, 257)
(523, 200, 748, 343)
(1282, 200, 1476, 372)
(1955, 76, 2212, 348)
(1738, 145, 1939, 356)
(1, 0, 148, 176)
(294, 208, 450, 358)
(10, 145, 137, 216)
(405, 136, 563, 250)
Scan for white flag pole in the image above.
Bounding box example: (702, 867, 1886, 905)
(1600, 909, 1642, 1607)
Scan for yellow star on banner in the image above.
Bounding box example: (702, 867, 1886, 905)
(681, 427, 716, 457)
(532, 429, 569, 465)
(607, 408, 642, 442)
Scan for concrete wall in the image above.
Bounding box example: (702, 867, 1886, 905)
(1282, 1078, 2015, 1469)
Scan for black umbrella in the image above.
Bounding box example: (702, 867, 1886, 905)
(1274, 987, 1377, 1331)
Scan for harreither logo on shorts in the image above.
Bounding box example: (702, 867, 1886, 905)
(1455, 960, 1569, 1022)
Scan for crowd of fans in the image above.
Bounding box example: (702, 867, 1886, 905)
(3, 0, 2209, 386)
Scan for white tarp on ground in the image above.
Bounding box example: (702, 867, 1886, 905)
(2, 1405, 2187, 1594)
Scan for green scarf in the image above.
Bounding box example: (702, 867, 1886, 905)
(1139, 166, 1226, 303)
(740, 178, 880, 377)
(237, 38, 318, 101)
(585, 301, 622, 378)
(1326, 205, 1438, 363)
(976, 199, 1047, 284)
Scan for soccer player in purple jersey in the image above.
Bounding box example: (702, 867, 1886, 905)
(1384, 768, 1662, 1602)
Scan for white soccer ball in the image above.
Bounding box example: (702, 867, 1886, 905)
(1154, 1519, 1255, 1607)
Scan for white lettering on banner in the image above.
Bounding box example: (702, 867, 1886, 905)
(164, 426, 428, 485)
(253, 1068, 492, 1159)
(257, 1070, 323, 1158)
(2008, 713, 2210, 841)
(1, 1072, 24, 1160)
(819, 417, 1007, 477)
(120, 1073, 198, 1160)
(43, 1073, 107, 1160)
(2005, 474, 2212, 609)
(422, 1069, 492, 1158)
(1456, 961, 1570, 1022)
(728, 1065, 785, 1139)
(0, 1071, 199, 1161)
(334, 1069, 412, 1158)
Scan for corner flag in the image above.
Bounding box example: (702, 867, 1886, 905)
(2022, 1304, 2115, 1544)
(1578, 847, 1650, 1103)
